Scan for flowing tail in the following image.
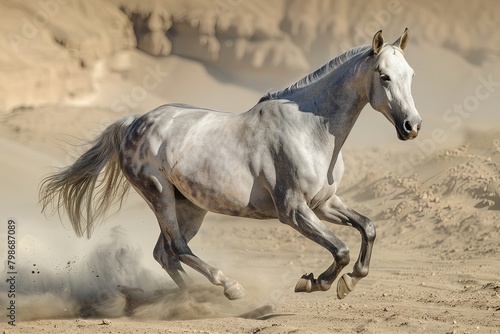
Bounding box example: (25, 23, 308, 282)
(39, 115, 137, 238)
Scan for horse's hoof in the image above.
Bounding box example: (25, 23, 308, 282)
(295, 273, 331, 293)
(337, 273, 355, 299)
(224, 282, 247, 300)
(294, 273, 313, 293)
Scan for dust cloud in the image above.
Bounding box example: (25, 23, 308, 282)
(2, 227, 269, 321)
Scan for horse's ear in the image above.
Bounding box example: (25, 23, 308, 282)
(372, 30, 384, 54)
(393, 28, 409, 51)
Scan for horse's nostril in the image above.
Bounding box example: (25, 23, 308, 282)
(404, 120, 412, 133)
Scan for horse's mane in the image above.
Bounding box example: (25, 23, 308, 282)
(260, 45, 372, 102)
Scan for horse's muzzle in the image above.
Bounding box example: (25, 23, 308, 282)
(397, 118, 422, 141)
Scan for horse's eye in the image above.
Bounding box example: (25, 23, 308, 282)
(380, 74, 391, 82)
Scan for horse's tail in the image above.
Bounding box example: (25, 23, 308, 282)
(39, 115, 137, 238)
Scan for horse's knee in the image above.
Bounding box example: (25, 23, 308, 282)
(362, 217, 376, 243)
(336, 245, 350, 267)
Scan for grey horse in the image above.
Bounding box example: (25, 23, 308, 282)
(40, 29, 421, 300)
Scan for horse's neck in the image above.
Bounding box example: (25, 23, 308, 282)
(286, 61, 369, 184)
(290, 64, 368, 146)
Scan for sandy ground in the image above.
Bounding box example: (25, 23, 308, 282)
(1, 2, 500, 333)
(1, 61, 499, 333)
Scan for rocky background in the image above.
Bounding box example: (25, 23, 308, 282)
(1, 0, 498, 111)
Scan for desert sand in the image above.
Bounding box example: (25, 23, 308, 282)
(1, 1, 499, 333)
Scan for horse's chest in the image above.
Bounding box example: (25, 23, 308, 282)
(303, 154, 344, 208)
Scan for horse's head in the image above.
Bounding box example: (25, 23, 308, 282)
(367, 28, 422, 141)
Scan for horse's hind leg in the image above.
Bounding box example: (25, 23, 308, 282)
(133, 172, 246, 300)
(153, 194, 207, 289)
(153, 234, 189, 288)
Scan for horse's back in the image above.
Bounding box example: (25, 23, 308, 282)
(123, 100, 303, 161)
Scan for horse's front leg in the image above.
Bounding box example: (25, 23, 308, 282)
(315, 196, 376, 299)
(276, 201, 351, 294)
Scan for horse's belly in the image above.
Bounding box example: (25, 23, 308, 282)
(170, 169, 277, 219)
